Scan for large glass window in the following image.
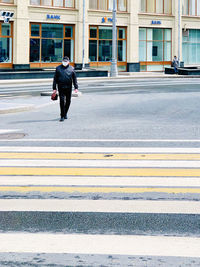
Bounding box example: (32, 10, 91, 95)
(139, 28, 172, 71)
(0, 23, 12, 64)
(183, 29, 200, 64)
(140, 0, 172, 14)
(118, 28, 126, 61)
(89, 0, 127, 11)
(89, 26, 127, 63)
(30, 0, 75, 8)
(182, 0, 200, 16)
(30, 23, 74, 64)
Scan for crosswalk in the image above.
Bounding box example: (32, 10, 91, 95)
(0, 145, 200, 265)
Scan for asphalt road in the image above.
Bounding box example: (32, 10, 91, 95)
(0, 78, 200, 266)
(1, 78, 200, 146)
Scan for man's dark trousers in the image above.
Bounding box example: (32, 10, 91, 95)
(59, 88, 72, 118)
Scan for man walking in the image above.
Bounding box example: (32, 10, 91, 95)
(53, 57, 78, 122)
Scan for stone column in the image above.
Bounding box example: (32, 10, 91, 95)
(174, 0, 183, 65)
(75, 0, 89, 69)
(13, 0, 30, 70)
(127, 0, 140, 72)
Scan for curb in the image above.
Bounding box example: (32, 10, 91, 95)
(0, 105, 34, 114)
(41, 92, 82, 97)
(0, 75, 200, 86)
(0, 101, 56, 115)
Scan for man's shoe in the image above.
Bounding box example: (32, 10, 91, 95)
(64, 115, 68, 119)
(59, 117, 64, 122)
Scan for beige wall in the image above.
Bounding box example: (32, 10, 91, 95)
(0, 0, 200, 68)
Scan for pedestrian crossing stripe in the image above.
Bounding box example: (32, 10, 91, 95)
(0, 186, 200, 194)
(0, 233, 200, 257)
(1, 167, 200, 177)
(2, 152, 200, 160)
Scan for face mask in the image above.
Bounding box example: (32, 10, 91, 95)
(62, 61, 69, 67)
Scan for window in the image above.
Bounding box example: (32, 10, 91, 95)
(183, 29, 200, 64)
(30, 0, 75, 8)
(30, 23, 74, 63)
(89, 26, 127, 63)
(89, 0, 127, 12)
(0, 0, 14, 3)
(140, 0, 172, 14)
(0, 23, 12, 64)
(182, 0, 200, 16)
(139, 28, 172, 71)
(118, 28, 126, 61)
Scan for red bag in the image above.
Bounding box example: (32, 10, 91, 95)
(51, 92, 58, 101)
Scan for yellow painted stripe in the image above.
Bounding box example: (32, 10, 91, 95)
(1, 167, 200, 177)
(1, 153, 200, 160)
(0, 186, 199, 194)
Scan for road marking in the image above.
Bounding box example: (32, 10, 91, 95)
(2, 139, 200, 143)
(1, 167, 200, 177)
(0, 233, 200, 257)
(0, 199, 199, 214)
(2, 147, 200, 153)
(0, 186, 200, 194)
(3, 159, 200, 168)
(0, 130, 21, 134)
(2, 152, 200, 160)
(1, 176, 200, 187)
(2, 159, 200, 168)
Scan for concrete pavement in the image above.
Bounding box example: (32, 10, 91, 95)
(0, 95, 57, 114)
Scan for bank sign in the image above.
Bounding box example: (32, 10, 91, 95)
(102, 17, 113, 23)
(47, 14, 60, 20)
(151, 20, 161, 25)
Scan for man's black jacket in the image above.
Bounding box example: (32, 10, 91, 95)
(53, 64, 78, 91)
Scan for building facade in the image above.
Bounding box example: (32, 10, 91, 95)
(0, 0, 200, 71)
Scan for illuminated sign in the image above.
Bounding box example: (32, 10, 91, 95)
(47, 14, 60, 20)
(102, 17, 113, 23)
(151, 20, 161, 25)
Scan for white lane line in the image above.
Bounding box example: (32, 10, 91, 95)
(1, 176, 200, 187)
(2, 159, 200, 168)
(0, 200, 199, 214)
(0, 233, 200, 257)
(88, 83, 200, 89)
(1, 139, 200, 143)
(0, 130, 21, 134)
(1, 146, 200, 153)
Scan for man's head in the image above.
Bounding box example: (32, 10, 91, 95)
(62, 56, 70, 67)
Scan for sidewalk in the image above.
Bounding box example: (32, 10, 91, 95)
(0, 95, 57, 115)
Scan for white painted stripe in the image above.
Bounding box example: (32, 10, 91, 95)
(2, 159, 200, 168)
(87, 82, 200, 89)
(0, 234, 199, 257)
(0, 200, 199, 214)
(1, 139, 200, 143)
(1, 176, 200, 187)
(0, 129, 21, 134)
(1, 146, 200, 153)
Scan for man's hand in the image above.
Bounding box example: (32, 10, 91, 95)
(53, 89, 57, 93)
(74, 89, 78, 93)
